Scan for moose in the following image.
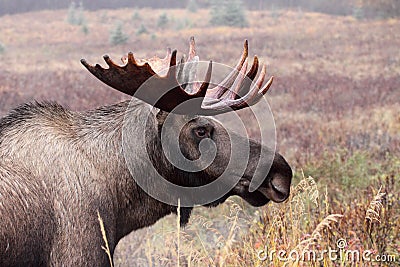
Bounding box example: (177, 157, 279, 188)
(0, 37, 292, 266)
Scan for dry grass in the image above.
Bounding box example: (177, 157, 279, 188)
(365, 186, 385, 225)
(0, 7, 399, 267)
(112, 172, 398, 266)
(97, 210, 114, 267)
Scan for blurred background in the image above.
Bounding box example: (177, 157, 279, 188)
(0, 0, 399, 266)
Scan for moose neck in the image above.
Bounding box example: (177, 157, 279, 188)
(75, 100, 188, 241)
(0, 100, 192, 246)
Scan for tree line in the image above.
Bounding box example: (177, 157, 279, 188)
(0, 0, 399, 18)
(0, 0, 187, 15)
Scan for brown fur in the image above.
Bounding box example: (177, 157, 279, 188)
(0, 99, 292, 266)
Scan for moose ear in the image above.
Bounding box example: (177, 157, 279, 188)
(156, 110, 169, 125)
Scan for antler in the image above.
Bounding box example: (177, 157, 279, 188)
(81, 37, 273, 115)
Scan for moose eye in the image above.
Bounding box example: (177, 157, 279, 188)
(194, 127, 207, 138)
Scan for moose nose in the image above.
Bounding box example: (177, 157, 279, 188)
(270, 174, 291, 202)
(257, 154, 292, 203)
(257, 174, 291, 203)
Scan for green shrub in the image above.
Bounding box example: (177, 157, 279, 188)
(67, 2, 85, 26)
(352, 6, 365, 20)
(109, 21, 128, 46)
(157, 13, 169, 29)
(0, 42, 5, 54)
(136, 23, 148, 36)
(131, 11, 141, 21)
(81, 23, 89, 35)
(209, 0, 248, 28)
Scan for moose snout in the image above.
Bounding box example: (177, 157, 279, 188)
(258, 154, 292, 203)
(261, 174, 291, 202)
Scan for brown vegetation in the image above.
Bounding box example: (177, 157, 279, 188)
(0, 7, 399, 266)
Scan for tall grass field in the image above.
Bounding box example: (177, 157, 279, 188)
(0, 7, 398, 266)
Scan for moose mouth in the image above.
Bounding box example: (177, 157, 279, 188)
(232, 177, 289, 207)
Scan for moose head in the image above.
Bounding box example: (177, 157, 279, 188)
(81, 37, 292, 216)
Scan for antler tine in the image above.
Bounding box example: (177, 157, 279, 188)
(206, 40, 249, 99)
(120, 52, 137, 65)
(259, 75, 273, 95)
(169, 50, 177, 68)
(235, 56, 259, 99)
(232, 64, 273, 108)
(235, 70, 269, 108)
(176, 54, 186, 87)
(225, 58, 248, 100)
(237, 64, 273, 107)
(188, 36, 196, 61)
(103, 55, 120, 68)
(165, 49, 178, 77)
(127, 52, 136, 64)
(202, 59, 273, 115)
(246, 56, 259, 81)
(185, 56, 200, 94)
(255, 63, 267, 90)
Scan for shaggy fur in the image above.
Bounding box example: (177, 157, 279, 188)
(0, 99, 292, 266)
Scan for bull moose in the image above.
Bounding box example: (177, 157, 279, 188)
(0, 38, 292, 266)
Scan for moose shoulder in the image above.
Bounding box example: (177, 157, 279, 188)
(0, 38, 292, 266)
